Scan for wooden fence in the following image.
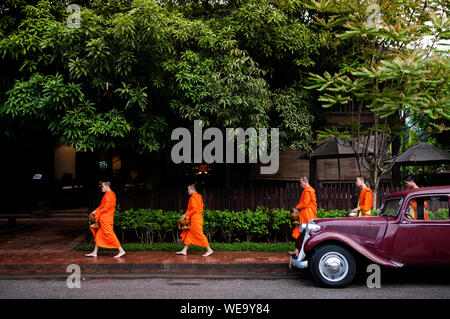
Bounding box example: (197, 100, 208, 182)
(112, 182, 402, 212)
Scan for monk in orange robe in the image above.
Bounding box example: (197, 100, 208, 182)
(289, 176, 317, 255)
(405, 175, 429, 220)
(85, 181, 125, 258)
(409, 200, 430, 220)
(351, 175, 374, 217)
(176, 184, 213, 257)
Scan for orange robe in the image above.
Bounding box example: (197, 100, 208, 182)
(89, 190, 121, 248)
(292, 186, 317, 239)
(180, 192, 209, 248)
(410, 200, 429, 220)
(358, 187, 374, 217)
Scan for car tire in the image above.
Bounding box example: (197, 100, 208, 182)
(310, 244, 356, 288)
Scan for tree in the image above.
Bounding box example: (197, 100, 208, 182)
(304, 0, 449, 205)
(0, 0, 323, 159)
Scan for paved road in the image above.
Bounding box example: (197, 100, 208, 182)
(1, 270, 450, 299)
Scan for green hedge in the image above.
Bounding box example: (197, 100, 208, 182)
(428, 208, 449, 220)
(108, 207, 369, 244)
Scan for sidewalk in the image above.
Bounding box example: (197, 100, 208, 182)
(0, 218, 295, 279)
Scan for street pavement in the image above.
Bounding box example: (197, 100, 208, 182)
(1, 218, 450, 300)
(1, 270, 450, 299)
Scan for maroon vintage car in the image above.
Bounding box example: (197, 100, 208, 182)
(290, 186, 450, 287)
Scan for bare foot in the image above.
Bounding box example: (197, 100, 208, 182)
(176, 251, 187, 256)
(114, 251, 126, 258)
(202, 250, 214, 257)
(85, 252, 97, 257)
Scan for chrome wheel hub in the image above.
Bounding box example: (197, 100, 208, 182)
(319, 252, 348, 282)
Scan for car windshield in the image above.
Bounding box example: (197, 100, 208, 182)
(379, 197, 403, 217)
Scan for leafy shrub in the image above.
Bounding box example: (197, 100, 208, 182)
(221, 210, 240, 243)
(111, 206, 367, 244)
(270, 208, 290, 242)
(203, 209, 221, 242)
(428, 208, 449, 220)
(236, 208, 271, 242)
(316, 209, 347, 218)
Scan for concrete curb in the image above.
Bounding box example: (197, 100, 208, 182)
(0, 272, 301, 280)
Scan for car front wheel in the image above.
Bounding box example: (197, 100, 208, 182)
(310, 244, 356, 288)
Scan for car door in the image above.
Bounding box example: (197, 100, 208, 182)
(393, 195, 450, 265)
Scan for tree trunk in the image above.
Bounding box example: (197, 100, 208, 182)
(371, 170, 380, 210)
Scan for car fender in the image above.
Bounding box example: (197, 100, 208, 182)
(303, 231, 403, 268)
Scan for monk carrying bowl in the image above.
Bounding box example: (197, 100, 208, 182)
(178, 217, 190, 230)
(290, 211, 300, 226)
(89, 214, 100, 229)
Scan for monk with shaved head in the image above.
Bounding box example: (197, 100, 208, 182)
(86, 181, 125, 258)
(351, 175, 374, 217)
(289, 176, 317, 256)
(176, 184, 213, 257)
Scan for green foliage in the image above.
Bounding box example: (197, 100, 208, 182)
(316, 208, 347, 219)
(114, 208, 179, 244)
(220, 209, 241, 243)
(305, 0, 449, 124)
(316, 208, 379, 218)
(0, 0, 321, 154)
(304, 0, 449, 199)
(269, 208, 290, 242)
(273, 84, 315, 152)
(203, 209, 221, 242)
(271, 208, 290, 231)
(112, 206, 354, 244)
(236, 208, 271, 241)
(428, 208, 449, 220)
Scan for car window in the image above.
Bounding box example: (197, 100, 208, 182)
(379, 198, 403, 217)
(405, 196, 450, 221)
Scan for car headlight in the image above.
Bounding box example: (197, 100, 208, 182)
(306, 221, 321, 234)
(300, 223, 308, 234)
(299, 222, 321, 235)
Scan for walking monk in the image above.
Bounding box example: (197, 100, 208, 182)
(351, 175, 374, 217)
(176, 184, 214, 257)
(86, 181, 126, 258)
(289, 177, 317, 256)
